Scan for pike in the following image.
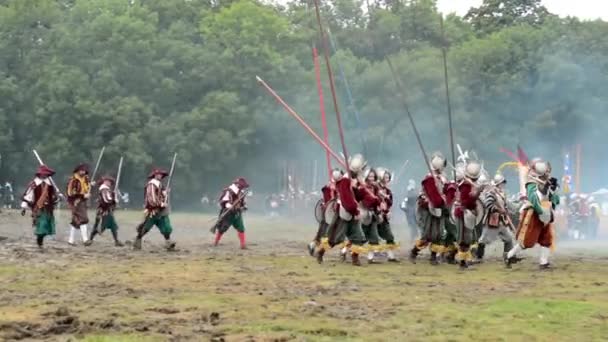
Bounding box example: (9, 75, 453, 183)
(312, 0, 350, 168)
(32, 149, 64, 199)
(256, 75, 347, 168)
(385, 57, 433, 176)
(439, 16, 457, 180)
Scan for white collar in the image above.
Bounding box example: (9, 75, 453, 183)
(34, 177, 52, 186)
(229, 184, 240, 194)
(148, 178, 162, 187)
(100, 184, 111, 191)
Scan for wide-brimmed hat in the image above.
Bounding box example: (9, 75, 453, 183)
(234, 177, 249, 189)
(148, 168, 169, 179)
(36, 165, 56, 177)
(73, 163, 90, 174)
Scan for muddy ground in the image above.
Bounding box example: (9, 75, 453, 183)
(1, 209, 608, 341)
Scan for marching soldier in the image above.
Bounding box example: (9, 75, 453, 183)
(506, 159, 560, 269)
(360, 168, 381, 263)
(20, 165, 60, 249)
(376, 168, 399, 262)
(476, 174, 517, 262)
(453, 161, 483, 270)
(88, 176, 123, 246)
(212, 177, 250, 249)
(409, 152, 448, 265)
(308, 169, 342, 256)
(67, 163, 91, 246)
(316, 154, 368, 266)
(134, 168, 176, 251)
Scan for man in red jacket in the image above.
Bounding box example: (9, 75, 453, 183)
(308, 168, 342, 256)
(454, 161, 483, 270)
(317, 154, 368, 266)
(409, 152, 448, 265)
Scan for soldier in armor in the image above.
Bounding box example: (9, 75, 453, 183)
(88, 176, 123, 246)
(66, 163, 92, 246)
(213, 177, 250, 249)
(360, 168, 382, 263)
(376, 168, 399, 262)
(409, 152, 448, 265)
(453, 161, 483, 270)
(442, 165, 461, 264)
(505, 159, 560, 269)
(20, 165, 59, 249)
(316, 154, 368, 266)
(476, 174, 517, 262)
(308, 169, 342, 256)
(134, 168, 176, 251)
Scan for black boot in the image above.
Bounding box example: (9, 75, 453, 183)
(36, 235, 44, 250)
(409, 247, 419, 264)
(459, 259, 469, 270)
(475, 243, 486, 261)
(112, 230, 123, 247)
(430, 252, 439, 265)
(163, 233, 176, 251)
(316, 248, 325, 264)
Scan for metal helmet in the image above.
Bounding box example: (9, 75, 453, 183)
(348, 153, 367, 174)
(493, 173, 506, 186)
(430, 152, 446, 172)
(376, 167, 392, 182)
(364, 168, 378, 182)
(331, 168, 343, 182)
(530, 158, 549, 176)
(465, 161, 482, 180)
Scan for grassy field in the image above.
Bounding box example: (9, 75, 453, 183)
(1, 210, 608, 341)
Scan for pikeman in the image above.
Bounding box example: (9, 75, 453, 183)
(453, 161, 483, 270)
(409, 152, 448, 265)
(360, 168, 382, 263)
(441, 165, 461, 264)
(476, 174, 517, 262)
(20, 165, 60, 249)
(505, 159, 560, 269)
(67, 163, 91, 246)
(212, 177, 250, 249)
(308, 168, 342, 256)
(88, 176, 123, 246)
(317, 154, 368, 266)
(134, 168, 176, 251)
(376, 167, 398, 262)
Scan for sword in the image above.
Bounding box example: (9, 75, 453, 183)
(32, 149, 64, 200)
(165, 153, 178, 205)
(114, 156, 124, 203)
(91, 146, 105, 186)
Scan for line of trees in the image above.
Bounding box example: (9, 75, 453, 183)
(1, 0, 607, 207)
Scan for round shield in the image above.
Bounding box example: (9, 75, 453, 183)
(325, 199, 338, 224)
(314, 199, 324, 223)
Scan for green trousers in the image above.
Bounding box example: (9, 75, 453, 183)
(142, 213, 173, 235)
(34, 211, 55, 237)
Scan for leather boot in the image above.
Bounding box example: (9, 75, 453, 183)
(351, 253, 362, 266)
(409, 247, 419, 264)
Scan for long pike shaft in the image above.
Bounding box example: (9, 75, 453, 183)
(312, 0, 349, 167)
(440, 17, 456, 180)
(385, 58, 433, 176)
(313, 45, 332, 179)
(256, 76, 347, 168)
(114, 156, 124, 195)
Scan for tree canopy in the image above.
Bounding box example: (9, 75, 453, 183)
(1, 0, 607, 204)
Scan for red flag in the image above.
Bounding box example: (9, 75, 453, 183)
(517, 145, 529, 165)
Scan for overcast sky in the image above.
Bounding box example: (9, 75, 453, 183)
(437, 0, 608, 20)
